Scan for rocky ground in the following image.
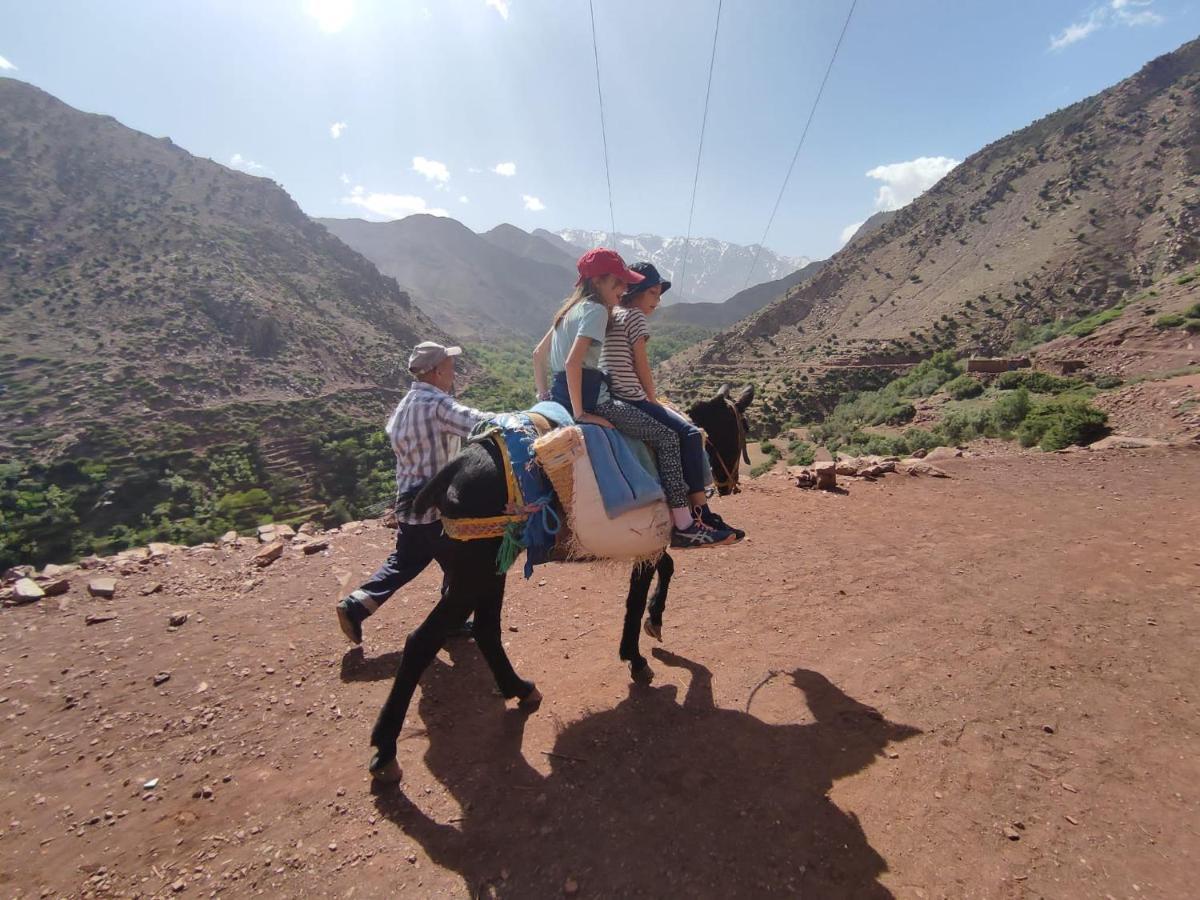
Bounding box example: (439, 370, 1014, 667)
(2, 446, 1198, 898)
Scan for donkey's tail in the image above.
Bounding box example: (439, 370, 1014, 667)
(410, 456, 465, 519)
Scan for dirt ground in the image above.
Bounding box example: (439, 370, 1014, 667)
(2, 447, 1198, 898)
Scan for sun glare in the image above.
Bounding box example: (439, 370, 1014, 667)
(305, 0, 354, 33)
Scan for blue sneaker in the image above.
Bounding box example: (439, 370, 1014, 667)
(671, 521, 735, 549)
(700, 508, 745, 541)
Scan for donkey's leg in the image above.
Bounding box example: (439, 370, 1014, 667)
(368, 564, 476, 780)
(470, 569, 539, 706)
(621, 561, 655, 680)
(646, 551, 675, 629)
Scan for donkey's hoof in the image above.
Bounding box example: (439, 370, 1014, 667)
(517, 685, 543, 710)
(629, 657, 654, 683)
(369, 750, 402, 783)
(643, 619, 663, 642)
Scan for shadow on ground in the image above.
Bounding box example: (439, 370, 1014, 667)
(373, 645, 920, 897)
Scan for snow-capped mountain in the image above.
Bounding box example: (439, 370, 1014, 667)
(555, 229, 810, 304)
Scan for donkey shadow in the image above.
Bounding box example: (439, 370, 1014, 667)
(373, 646, 920, 897)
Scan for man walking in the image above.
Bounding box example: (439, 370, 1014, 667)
(336, 341, 495, 645)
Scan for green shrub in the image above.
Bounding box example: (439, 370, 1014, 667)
(992, 387, 1031, 432)
(995, 370, 1083, 394)
(944, 374, 984, 399)
(1068, 305, 1124, 337)
(935, 407, 995, 444)
(1017, 397, 1108, 451)
(1093, 374, 1123, 389)
(1156, 313, 1186, 329)
(1177, 274, 1196, 285)
(785, 439, 815, 467)
(901, 427, 940, 452)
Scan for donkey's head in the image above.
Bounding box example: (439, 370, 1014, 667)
(687, 383, 755, 496)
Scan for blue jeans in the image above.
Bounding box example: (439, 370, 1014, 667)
(629, 399, 707, 495)
(350, 521, 449, 615)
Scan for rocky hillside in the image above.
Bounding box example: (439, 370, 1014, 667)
(556, 229, 810, 304)
(0, 79, 448, 565)
(660, 37, 1200, 426)
(317, 216, 576, 340)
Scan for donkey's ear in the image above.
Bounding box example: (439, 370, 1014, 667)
(735, 384, 756, 411)
(716, 383, 732, 400)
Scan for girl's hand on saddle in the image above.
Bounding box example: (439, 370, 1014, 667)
(577, 412, 614, 429)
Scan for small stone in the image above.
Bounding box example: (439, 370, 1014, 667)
(406, 853, 417, 864)
(564, 877, 579, 895)
(1003, 826, 1021, 841)
(168, 611, 189, 627)
(1042, 724, 1055, 734)
(153, 672, 171, 686)
(328, 842, 337, 852)
(87, 578, 117, 598)
(85, 613, 118, 625)
(885, 749, 899, 759)
(219, 530, 240, 546)
(143, 778, 159, 790)
(141, 582, 163, 596)
(171, 879, 186, 892)
(41, 577, 72, 597)
(200, 786, 213, 799)
(302, 539, 329, 555)
(13, 578, 45, 603)
(253, 542, 284, 568)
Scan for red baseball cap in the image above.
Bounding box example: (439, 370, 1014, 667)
(575, 248, 646, 286)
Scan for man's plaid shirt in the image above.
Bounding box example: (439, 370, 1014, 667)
(386, 381, 493, 525)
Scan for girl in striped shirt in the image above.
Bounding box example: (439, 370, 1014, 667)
(600, 262, 744, 540)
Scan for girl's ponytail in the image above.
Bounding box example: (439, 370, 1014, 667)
(552, 278, 598, 328)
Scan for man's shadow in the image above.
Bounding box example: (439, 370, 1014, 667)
(373, 646, 920, 897)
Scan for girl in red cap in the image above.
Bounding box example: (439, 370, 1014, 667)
(533, 249, 735, 548)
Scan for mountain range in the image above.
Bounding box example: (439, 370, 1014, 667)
(318, 216, 813, 340)
(555, 229, 809, 304)
(659, 36, 1200, 432)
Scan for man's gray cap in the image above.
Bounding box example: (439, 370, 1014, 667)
(408, 341, 462, 374)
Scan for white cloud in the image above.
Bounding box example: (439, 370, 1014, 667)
(467, 166, 483, 174)
(839, 221, 865, 246)
(330, 121, 347, 139)
(229, 153, 271, 175)
(412, 156, 451, 183)
(339, 172, 351, 185)
(522, 195, 545, 212)
(343, 185, 447, 220)
(1050, 1, 1163, 51)
(458, 195, 470, 204)
(491, 161, 517, 177)
(0, 55, 16, 71)
(865, 156, 959, 211)
(305, 0, 354, 33)
(486, 0, 510, 20)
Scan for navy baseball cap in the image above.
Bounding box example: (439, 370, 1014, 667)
(623, 262, 671, 298)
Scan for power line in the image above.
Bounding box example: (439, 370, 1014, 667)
(743, 0, 857, 290)
(588, 0, 616, 237)
(677, 0, 724, 301)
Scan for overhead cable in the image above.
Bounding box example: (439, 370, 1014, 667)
(743, 0, 857, 290)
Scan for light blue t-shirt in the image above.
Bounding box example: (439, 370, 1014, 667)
(548, 298, 611, 405)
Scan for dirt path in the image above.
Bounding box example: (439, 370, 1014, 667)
(2, 448, 1198, 898)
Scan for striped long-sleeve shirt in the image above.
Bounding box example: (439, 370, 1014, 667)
(385, 382, 494, 524)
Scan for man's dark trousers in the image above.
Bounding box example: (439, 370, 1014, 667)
(350, 521, 450, 616)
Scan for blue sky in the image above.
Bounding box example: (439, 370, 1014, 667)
(2, 0, 1196, 259)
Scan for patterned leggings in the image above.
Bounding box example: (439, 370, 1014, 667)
(594, 399, 689, 509)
